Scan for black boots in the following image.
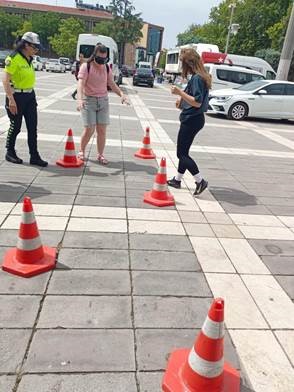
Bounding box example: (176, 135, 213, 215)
(30, 154, 48, 167)
(5, 150, 23, 164)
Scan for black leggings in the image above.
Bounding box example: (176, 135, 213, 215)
(177, 114, 205, 175)
(5, 91, 38, 156)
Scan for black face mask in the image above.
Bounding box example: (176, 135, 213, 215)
(94, 56, 109, 65)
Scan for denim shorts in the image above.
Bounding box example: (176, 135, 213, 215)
(81, 95, 110, 126)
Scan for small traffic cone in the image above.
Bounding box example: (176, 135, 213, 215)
(56, 128, 84, 168)
(134, 127, 156, 159)
(144, 157, 175, 207)
(2, 197, 56, 278)
(162, 298, 240, 392)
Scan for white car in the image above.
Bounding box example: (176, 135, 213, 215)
(45, 59, 66, 73)
(208, 80, 294, 121)
(32, 55, 43, 71)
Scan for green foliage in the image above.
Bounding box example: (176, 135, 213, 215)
(255, 48, 281, 71)
(31, 12, 61, 50)
(176, 24, 201, 46)
(93, 20, 114, 37)
(158, 49, 167, 69)
(49, 17, 85, 58)
(13, 20, 33, 39)
(0, 11, 22, 48)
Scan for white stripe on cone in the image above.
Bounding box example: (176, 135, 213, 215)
(17, 236, 43, 251)
(64, 149, 76, 156)
(143, 144, 152, 149)
(158, 166, 166, 174)
(188, 346, 224, 378)
(202, 316, 225, 340)
(153, 183, 168, 192)
(21, 211, 36, 225)
(66, 136, 74, 142)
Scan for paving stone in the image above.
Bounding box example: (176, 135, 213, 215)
(0, 329, 31, 372)
(0, 270, 49, 294)
(0, 376, 16, 392)
(57, 248, 129, 269)
(137, 372, 163, 392)
(24, 329, 135, 372)
(133, 271, 211, 296)
(274, 330, 294, 367)
(75, 195, 126, 207)
(249, 239, 294, 256)
(17, 374, 137, 392)
(136, 329, 241, 371)
(275, 275, 294, 299)
(129, 234, 193, 251)
(25, 193, 76, 205)
(130, 250, 201, 271)
(0, 295, 41, 327)
(62, 232, 128, 249)
(78, 186, 126, 197)
(178, 211, 207, 223)
(204, 212, 233, 224)
(38, 296, 132, 328)
(133, 297, 212, 328)
(261, 256, 294, 275)
(47, 270, 131, 295)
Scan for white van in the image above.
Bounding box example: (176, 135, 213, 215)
(76, 34, 121, 84)
(138, 61, 152, 69)
(32, 55, 43, 71)
(226, 54, 276, 79)
(204, 63, 265, 90)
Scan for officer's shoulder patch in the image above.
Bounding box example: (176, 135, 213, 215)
(5, 57, 11, 66)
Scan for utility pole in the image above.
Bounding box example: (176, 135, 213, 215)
(225, 3, 236, 53)
(276, 2, 294, 80)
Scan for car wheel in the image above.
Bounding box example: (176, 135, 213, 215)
(228, 102, 248, 120)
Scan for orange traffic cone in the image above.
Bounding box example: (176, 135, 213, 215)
(162, 298, 240, 392)
(2, 197, 56, 278)
(134, 127, 156, 159)
(144, 157, 175, 207)
(56, 128, 84, 168)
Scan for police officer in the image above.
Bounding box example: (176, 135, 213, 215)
(2, 32, 47, 166)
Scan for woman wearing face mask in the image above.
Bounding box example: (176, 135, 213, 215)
(77, 43, 128, 164)
(167, 49, 211, 196)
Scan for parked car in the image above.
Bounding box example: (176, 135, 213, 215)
(208, 80, 294, 121)
(59, 57, 71, 71)
(45, 59, 66, 73)
(133, 68, 154, 87)
(121, 64, 135, 77)
(0, 50, 10, 67)
(32, 55, 43, 71)
(39, 57, 48, 70)
(204, 63, 265, 90)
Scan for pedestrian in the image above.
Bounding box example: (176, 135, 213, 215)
(71, 53, 84, 100)
(77, 43, 128, 164)
(2, 32, 48, 166)
(167, 48, 211, 195)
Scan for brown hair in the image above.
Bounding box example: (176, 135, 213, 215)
(181, 49, 211, 89)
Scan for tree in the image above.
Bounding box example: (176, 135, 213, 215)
(13, 20, 33, 40)
(93, 20, 113, 37)
(176, 24, 202, 46)
(31, 12, 61, 51)
(0, 11, 22, 49)
(255, 48, 281, 71)
(109, 0, 143, 64)
(49, 17, 85, 58)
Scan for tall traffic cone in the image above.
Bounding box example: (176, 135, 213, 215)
(144, 157, 175, 207)
(162, 298, 240, 392)
(134, 127, 156, 159)
(56, 128, 84, 168)
(2, 197, 56, 278)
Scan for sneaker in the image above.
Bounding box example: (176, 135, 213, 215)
(194, 179, 208, 196)
(30, 155, 48, 167)
(71, 92, 77, 100)
(167, 177, 181, 189)
(5, 150, 23, 164)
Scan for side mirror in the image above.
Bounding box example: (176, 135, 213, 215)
(258, 89, 267, 95)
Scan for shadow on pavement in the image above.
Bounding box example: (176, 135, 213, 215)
(0, 182, 51, 202)
(210, 186, 257, 206)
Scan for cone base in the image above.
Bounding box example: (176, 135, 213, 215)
(144, 191, 175, 207)
(134, 150, 156, 159)
(162, 349, 240, 392)
(2, 246, 56, 278)
(56, 158, 84, 168)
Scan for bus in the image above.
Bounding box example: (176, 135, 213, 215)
(165, 43, 219, 78)
(76, 34, 121, 84)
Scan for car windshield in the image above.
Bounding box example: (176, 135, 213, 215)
(0, 50, 10, 59)
(236, 80, 268, 91)
(137, 68, 152, 75)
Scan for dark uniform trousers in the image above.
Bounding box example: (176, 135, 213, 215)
(5, 91, 38, 157)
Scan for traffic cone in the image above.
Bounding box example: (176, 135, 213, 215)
(162, 298, 240, 392)
(2, 197, 56, 278)
(134, 127, 156, 159)
(144, 157, 175, 207)
(56, 128, 84, 168)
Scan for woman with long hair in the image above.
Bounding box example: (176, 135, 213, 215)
(167, 48, 211, 195)
(77, 43, 128, 164)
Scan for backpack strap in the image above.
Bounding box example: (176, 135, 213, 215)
(87, 62, 109, 73)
